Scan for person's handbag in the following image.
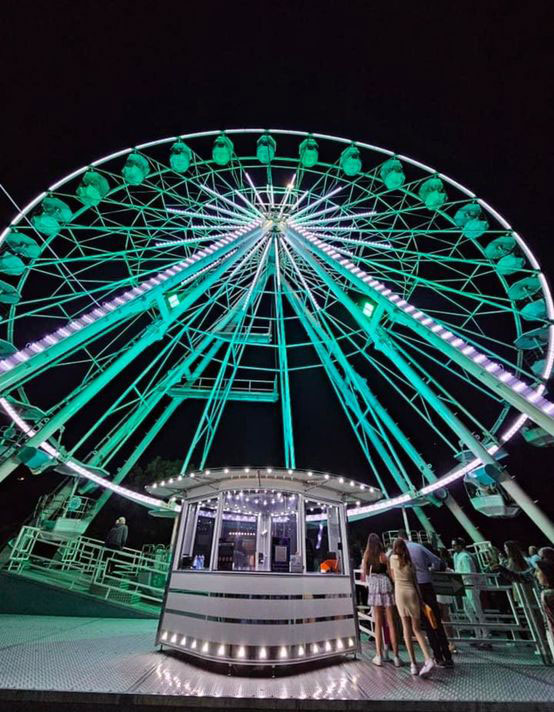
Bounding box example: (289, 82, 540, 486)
(411, 566, 438, 629)
(422, 602, 438, 629)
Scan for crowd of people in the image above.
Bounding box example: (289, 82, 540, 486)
(359, 531, 554, 679)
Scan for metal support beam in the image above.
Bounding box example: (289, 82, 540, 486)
(274, 240, 296, 468)
(286, 224, 554, 437)
(0, 230, 265, 484)
(85, 398, 182, 525)
(0, 224, 263, 393)
(282, 241, 484, 544)
(374, 329, 554, 543)
(180, 239, 272, 473)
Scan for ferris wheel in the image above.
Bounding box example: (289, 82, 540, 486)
(0, 128, 553, 542)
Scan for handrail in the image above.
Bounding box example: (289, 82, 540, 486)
(353, 567, 552, 664)
(185, 376, 276, 393)
(4, 525, 169, 607)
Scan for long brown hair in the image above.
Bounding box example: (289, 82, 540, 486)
(392, 537, 413, 569)
(504, 540, 528, 572)
(362, 533, 384, 574)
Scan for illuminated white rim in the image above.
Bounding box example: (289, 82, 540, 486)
(1, 128, 552, 518)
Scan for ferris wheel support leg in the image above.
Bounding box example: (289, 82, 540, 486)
(273, 244, 296, 469)
(373, 331, 554, 543)
(444, 495, 484, 544)
(0, 225, 263, 395)
(0, 455, 19, 482)
(180, 250, 272, 474)
(284, 280, 416, 495)
(498, 475, 554, 544)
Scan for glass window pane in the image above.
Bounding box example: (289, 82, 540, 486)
(305, 500, 344, 574)
(178, 500, 217, 570)
(218, 514, 257, 570)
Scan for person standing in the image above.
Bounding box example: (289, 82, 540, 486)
(104, 516, 128, 573)
(397, 530, 454, 668)
(452, 537, 490, 649)
(361, 533, 402, 667)
(527, 546, 541, 569)
(390, 538, 434, 677)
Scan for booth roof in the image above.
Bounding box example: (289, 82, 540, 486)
(145, 467, 382, 505)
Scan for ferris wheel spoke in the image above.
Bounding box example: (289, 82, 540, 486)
(274, 242, 295, 468)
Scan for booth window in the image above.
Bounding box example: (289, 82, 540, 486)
(214, 489, 302, 573)
(179, 501, 217, 570)
(218, 512, 257, 570)
(305, 500, 344, 574)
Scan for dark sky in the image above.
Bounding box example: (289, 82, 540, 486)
(0, 1, 553, 548)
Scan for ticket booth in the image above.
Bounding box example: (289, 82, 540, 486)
(146, 467, 381, 667)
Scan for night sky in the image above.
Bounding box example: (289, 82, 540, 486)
(0, 1, 552, 549)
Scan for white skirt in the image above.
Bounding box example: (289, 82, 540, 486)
(367, 573, 395, 607)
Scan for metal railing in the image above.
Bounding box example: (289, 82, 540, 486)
(185, 376, 277, 393)
(381, 529, 436, 549)
(5, 525, 169, 608)
(354, 568, 552, 664)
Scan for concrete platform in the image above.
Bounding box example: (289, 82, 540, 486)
(0, 615, 552, 711)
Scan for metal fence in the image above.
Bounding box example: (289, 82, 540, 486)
(354, 568, 553, 664)
(6, 525, 169, 608)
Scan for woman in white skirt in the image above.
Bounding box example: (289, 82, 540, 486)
(362, 533, 402, 667)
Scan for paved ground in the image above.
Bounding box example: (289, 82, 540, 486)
(0, 615, 552, 711)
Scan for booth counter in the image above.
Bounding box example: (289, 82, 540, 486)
(146, 467, 382, 667)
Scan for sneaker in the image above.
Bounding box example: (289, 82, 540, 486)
(419, 658, 434, 678)
(435, 658, 454, 669)
(393, 655, 403, 668)
(410, 663, 418, 675)
(372, 654, 383, 667)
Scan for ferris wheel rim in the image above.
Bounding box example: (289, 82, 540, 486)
(0, 128, 552, 518)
